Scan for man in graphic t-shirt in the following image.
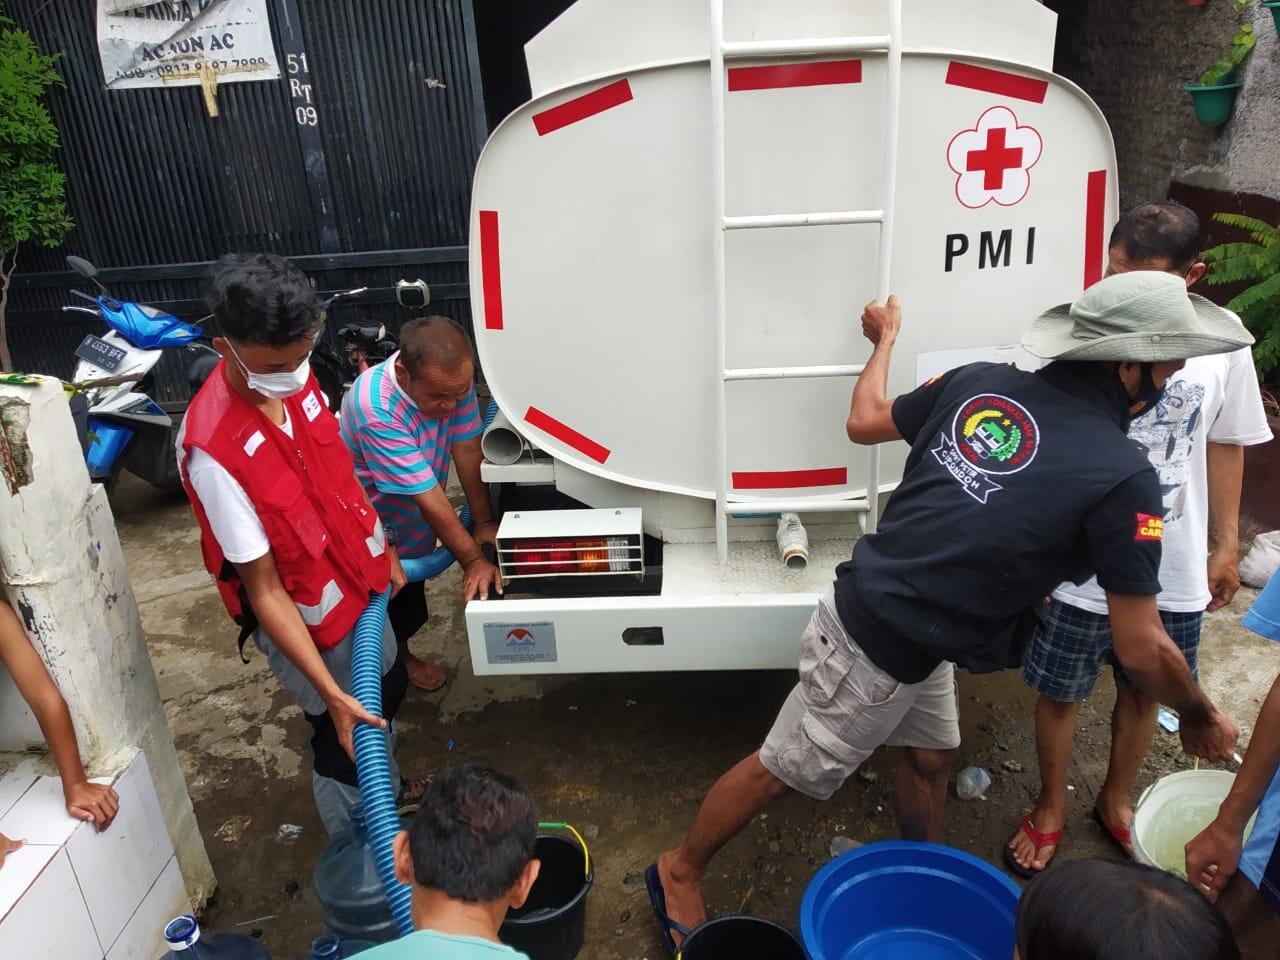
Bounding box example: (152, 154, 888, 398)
(1010, 202, 1271, 876)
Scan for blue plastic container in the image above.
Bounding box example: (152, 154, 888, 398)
(800, 841, 1020, 960)
(1243, 569, 1280, 641)
(303, 932, 374, 958)
(164, 916, 271, 958)
(313, 803, 398, 944)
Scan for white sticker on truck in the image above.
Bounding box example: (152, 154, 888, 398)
(483, 621, 557, 665)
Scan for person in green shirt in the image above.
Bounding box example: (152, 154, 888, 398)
(359, 764, 540, 959)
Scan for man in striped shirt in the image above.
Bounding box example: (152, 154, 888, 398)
(340, 316, 502, 691)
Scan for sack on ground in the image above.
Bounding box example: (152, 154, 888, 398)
(1240, 531, 1280, 589)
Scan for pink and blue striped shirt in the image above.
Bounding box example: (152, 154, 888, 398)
(340, 354, 483, 559)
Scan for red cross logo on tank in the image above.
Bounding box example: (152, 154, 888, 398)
(946, 106, 1043, 209)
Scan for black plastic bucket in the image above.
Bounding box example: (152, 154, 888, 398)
(500, 833, 593, 960)
(678, 916, 806, 960)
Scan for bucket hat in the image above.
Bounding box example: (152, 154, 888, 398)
(1022, 270, 1253, 362)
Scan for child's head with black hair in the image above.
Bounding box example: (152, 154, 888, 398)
(1015, 859, 1240, 960)
(393, 764, 540, 940)
(205, 253, 321, 399)
(206, 253, 320, 348)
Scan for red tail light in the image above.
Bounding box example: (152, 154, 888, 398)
(506, 537, 629, 576)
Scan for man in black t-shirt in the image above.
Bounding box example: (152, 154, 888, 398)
(647, 271, 1251, 948)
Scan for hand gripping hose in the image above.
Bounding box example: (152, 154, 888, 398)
(351, 400, 498, 936)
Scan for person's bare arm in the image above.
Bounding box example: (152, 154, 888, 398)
(1106, 591, 1237, 760)
(1186, 672, 1280, 901)
(235, 553, 386, 759)
(1206, 441, 1244, 612)
(846, 296, 903, 445)
(0, 600, 119, 831)
(452, 436, 498, 548)
(409, 484, 502, 600)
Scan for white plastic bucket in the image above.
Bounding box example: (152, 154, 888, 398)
(1132, 769, 1235, 872)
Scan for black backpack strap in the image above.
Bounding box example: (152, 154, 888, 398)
(220, 559, 260, 664)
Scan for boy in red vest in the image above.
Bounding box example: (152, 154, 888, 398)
(177, 253, 422, 835)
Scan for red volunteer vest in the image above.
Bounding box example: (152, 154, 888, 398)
(179, 361, 390, 650)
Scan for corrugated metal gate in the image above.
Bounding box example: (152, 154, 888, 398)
(6, 0, 487, 402)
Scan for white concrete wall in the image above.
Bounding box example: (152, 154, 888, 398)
(0, 379, 213, 905)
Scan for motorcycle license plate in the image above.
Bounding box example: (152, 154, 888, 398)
(74, 334, 127, 373)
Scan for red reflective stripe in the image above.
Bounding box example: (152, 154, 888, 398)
(1084, 169, 1107, 289)
(945, 62, 1048, 104)
(727, 59, 862, 92)
(525, 407, 611, 464)
(532, 78, 634, 135)
(732, 468, 848, 489)
(479, 210, 503, 330)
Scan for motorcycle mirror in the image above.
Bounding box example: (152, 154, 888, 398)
(396, 278, 430, 310)
(66, 256, 98, 279)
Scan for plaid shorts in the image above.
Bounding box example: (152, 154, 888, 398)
(1022, 599, 1201, 703)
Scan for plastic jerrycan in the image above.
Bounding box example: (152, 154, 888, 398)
(304, 932, 375, 958)
(164, 916, 271, 958)
(312, 802, 398, 943)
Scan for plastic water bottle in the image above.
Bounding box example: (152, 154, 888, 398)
(164, 916, 271, 958)
(956, 766, 993, 801)
(312, 803, 397, 943)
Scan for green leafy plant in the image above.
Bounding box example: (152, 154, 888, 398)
(1202, 214, 1280, 381)
(1198, 22, 1256, 86)
(0, 2, 73, 371)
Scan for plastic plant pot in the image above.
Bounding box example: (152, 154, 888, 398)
(1264, 3, 1280, 40)
(1182, 81, 1243, 127)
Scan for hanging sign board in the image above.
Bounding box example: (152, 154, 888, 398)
(97, 0, 281, 90)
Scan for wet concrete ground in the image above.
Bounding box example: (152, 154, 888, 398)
(111, 475, 1280, 959)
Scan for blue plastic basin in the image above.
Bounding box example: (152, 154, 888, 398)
(800, 841, 1020, 960)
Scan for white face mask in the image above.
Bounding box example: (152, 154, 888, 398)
(225, 340, 311, 400)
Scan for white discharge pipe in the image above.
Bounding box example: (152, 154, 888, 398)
(776, 513, 810, 571)
(481, 409, 528, 465)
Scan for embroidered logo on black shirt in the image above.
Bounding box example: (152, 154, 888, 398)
(932, 394, 1040, 503)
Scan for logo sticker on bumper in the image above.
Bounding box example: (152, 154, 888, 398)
(483, 621, 557, 664)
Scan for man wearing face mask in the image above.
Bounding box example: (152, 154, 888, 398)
(1009, 202, 1271, 877)
(650, 270, 1252, 945)
(177, 253, 423, 835)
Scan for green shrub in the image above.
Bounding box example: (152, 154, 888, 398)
(1203, 214, 1280, 381)
(0, 2, 73, 370)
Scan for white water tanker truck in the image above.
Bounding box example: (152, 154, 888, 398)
(463, 0, 1117, 675)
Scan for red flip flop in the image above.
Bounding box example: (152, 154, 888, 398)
(1003, 815, 1063, 879)
(1090, 807, 1134, 859)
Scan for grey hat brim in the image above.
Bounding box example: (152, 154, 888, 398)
(1022, 293, 1255, 362)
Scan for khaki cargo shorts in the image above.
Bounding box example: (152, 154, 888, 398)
(759, 588, 960, 800)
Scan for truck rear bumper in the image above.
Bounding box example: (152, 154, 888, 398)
(466, 592, 818, 675)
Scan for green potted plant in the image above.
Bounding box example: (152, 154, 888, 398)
(1263, 2, 1280, 40)
(1182, 22, 1256, 126)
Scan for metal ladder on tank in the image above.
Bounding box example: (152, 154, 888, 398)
(709, 0, 903, 562)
